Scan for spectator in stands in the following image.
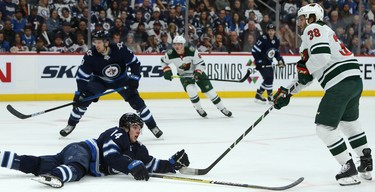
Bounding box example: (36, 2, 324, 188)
(37, 0, 50, 20)
(278, 23, 296, 54)
(71, 0, 86, 19)
(248, 11, 262, 32)
(11, 9, 27, 33)
(10, 32, 29, 53)
(213, 9, 231, 32)
(157, 32, 171, 53)
(241, 20, 261, 48)
(125, 33, 142, 53)
(201, 26, 215, 44)
(134, 22, 149, 51)
(36, 22, 52, 47)
(361, 37, 375, 55)
(192, 11, 213, 38)
(348, 36, 360, 55)
(166, 8, 184, 33)
(2, 20, 14, 44)
(243, 33, 255, 52)
(148, 7, 167, 31)
(197, 36, 212, 52)
(212, 33, 227, 52)
(107, 0, 120, 21)
(49, 35, 68, 52)
(231, 0, 245, 18)
(27, 6, 44, 32)
(327, 10, 344, 33)
(339, 2, 354, 30)
(0, 31, 10, 52)
(144, 35, 160, 53)
(244, 0, 262, 23)
(361, 22, 374, 41)
(229, 12, 245, 37)
(138, 0, 153, 24)
(166, 23, 179, 43)
(68, 33, 88, 53)
(21, 26, 36, 50)
(31, 37, 49, 53)
(130, 10, 147, 32)
(0, 12, 4, 30)
(260, 14, 271, 34)
(0, 0, 17, 21)
(18, 0, 29, 17)
(93, 9, 113, 32)
(91, 0, 104, 16)
(343, 26, 356, 48)
(227, 31, 242, 53)
(215, 23, 228, 44)
(45, 9, 61, 34)
(186, 24, 200, 46)
(57, 22, 75, 48)
(60, 7, 79, 30)
(215, 0, 230, 12)
(109, 18, 129, 43)
(79, 7, 90, 23)
(120, 0, 135, 20)
(281, 0, 297, 26)
(148, 20, 163, 43)
(75, 20, 88, 43)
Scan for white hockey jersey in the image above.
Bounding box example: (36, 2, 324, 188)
(292, 22, 361, 93)
(160, 46, 206, 78)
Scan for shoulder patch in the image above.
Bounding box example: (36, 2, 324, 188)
(189, 46, 196, 52)
(262, 35, 267, 40)
(167, 49, 173, 55)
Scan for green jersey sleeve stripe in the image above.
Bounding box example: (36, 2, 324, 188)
(311, 47, 331, 54)
(318, 59, 358, 82)
(310, 42, 329, 51)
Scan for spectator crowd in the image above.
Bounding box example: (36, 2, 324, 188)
(1, 0, 375, 55)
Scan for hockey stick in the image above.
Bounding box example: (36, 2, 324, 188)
(6, 87, 126, 119)
(150, 174, 304, 191)
(179, 83, 299, 175)
(172, 69, 251, 83)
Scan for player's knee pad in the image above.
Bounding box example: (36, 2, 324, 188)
(186, 84, 199, 98)
(340, 120, 363, 138)
(180, 78, 196, 91)
(128, 95, 146, 111)
(197, 80, 213, 93)
(316, 124, 341, 146)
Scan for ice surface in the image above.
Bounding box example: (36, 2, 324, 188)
(0, 97, 374, 192)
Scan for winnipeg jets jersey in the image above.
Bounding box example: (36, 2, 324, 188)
(252, 35, 282, 66)
(76, 42, 141, 92)
(298, 22, 361, 91)
(160, 46, 206, 77)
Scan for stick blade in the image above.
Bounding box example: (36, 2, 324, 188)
(6, 105, 30, 119)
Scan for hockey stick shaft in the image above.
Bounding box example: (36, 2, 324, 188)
(150, 174, 304, 191)
(6, 87, 125, 119)
(180, 83, 299, 175)
(172, 69, 251, 83)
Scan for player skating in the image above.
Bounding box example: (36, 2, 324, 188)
(60, 31, 163, 138)
(0, 113, 189, 188)
(273, 3, 372, 186)
(160, 35, 232, 118)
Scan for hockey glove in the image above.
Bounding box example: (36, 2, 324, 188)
(128, 74, 140, 89)
(273, 86, 292, 110)
(163, 66, 173, 81)
(169, 149, 190, 170)
(73, 91, 98, 108)
(297, 60, 313, 85)
(193, 69, 203, 80)
(128, 160, 149, 181)
(277, 59, 286, 68)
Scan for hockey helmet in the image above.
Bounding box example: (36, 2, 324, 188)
(297, 3, 324, 23)
(172, 35, 186, 44)
(93, 30, 109, 41)
(119, 113, 144, 129)
(266, 23, 276, 30)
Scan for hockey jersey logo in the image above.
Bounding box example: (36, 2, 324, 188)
(102, 64, 120, 79)
(267, 48, 276, 59)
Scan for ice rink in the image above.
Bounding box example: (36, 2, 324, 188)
(0, 97, 374, 192)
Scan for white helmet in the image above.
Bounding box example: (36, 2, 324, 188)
(173, 35, 186, 44)
(297, 3, 324, 23)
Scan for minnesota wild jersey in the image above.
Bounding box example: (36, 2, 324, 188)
(160, 46, 206, 78)
(299, 21, 361, 91)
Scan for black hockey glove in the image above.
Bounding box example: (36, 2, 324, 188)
(296, 60, 313, 85)
(73, 91, 98, 108)
(128, 74, 140, 89)
(163, 66, 173, 81)
(273, 86, 292, 110)
(169, 149, 190, 170)
(128, 160, 149, 181)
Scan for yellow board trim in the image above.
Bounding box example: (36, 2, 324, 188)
(1, 91, 375, 101)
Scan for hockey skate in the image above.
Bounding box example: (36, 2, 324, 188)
(358, 148, 372, 180)
(32, 174, 64, 188)
(335, 159, 361, 186)
(254, 93, 267, 104)
(150, 126, 163, 138)
(196, 108, 207, 117)
(220, 108, 232, 117)
(60, 125, 76, 137)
